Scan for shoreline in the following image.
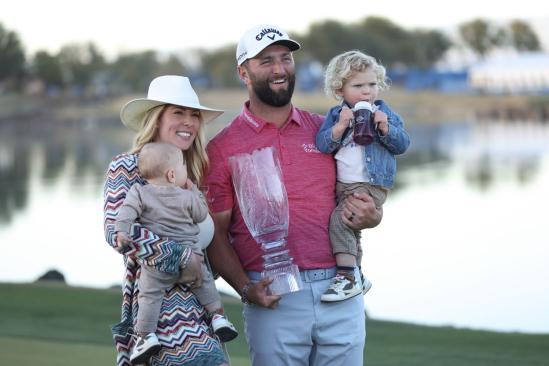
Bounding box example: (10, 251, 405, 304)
(2, 88, 549, 125)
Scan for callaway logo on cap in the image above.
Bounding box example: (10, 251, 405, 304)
(236, 24, 301, 66)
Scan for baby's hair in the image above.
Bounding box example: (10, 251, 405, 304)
(138, 142, 183, 180)
(324, 50, 389, 101)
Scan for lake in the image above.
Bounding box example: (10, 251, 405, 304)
(1, 108, 547, 334)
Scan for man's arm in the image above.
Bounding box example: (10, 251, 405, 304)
(341, 191, 383, 230)
(208, 209, 281, 309)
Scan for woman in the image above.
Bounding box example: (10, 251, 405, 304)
(103, 75, 228, 366)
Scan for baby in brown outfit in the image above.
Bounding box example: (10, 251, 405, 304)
(115, 142, 237, 364)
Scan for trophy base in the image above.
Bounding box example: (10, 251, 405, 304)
(262, 264, 303, 296)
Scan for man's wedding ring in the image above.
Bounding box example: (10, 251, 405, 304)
(185, 281, 195, 287)
(348, 213, 355, 221)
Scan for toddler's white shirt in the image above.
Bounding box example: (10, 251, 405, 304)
(335, 104, 379, 183)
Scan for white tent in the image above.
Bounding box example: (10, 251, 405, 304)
(469, 52, 549, 94)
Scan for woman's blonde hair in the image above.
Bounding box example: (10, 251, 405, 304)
(127, 104, 210, 188)
(324, 50, 390, 101)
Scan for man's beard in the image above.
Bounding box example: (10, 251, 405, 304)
(249, 70, 296, 107)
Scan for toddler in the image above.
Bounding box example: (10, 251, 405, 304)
(115, 142, 238, 365)
(315, 50, 410, 302)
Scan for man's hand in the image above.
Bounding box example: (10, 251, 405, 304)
(246, 277, 282, 310)
(117, 231, 133, 246)
(341, 191, 383, 230)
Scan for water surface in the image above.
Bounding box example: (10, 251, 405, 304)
(1, 115, 547, 334)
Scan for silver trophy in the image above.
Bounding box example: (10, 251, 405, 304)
(229, 147, 303, 296)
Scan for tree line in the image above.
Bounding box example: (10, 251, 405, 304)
(0, 17, 542, 93)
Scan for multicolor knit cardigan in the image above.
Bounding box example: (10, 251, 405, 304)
(103, 154, 226, 366)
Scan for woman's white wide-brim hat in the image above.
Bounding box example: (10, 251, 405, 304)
(120, 75, 224, 132)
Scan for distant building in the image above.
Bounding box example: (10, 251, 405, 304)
(386, 68, 469, 93)
(296, 61, 324, 92)
(404, 69, 468, 93)
(469, 52, 549, 94)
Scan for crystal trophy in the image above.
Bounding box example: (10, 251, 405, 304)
(229, 147, 303, 296)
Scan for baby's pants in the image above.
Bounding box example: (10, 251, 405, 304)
(329, 181, 389, 260)
(137, 261, 220, 334)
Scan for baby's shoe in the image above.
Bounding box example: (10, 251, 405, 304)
(211, 313, 238, 342)
(130, 333, 162, 365)
(321, 275, 362, 302)
(360, 271, 372, 295)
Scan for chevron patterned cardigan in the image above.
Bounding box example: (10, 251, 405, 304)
(103, 154, 226, 366)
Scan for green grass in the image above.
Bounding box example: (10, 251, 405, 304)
(1, 283, 548, 366)
(0, 282, 121, 345)
(0, 336, 116, 365)
(363, 320, 549, 366)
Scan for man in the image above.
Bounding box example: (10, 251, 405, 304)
(204, 24, 382, 365)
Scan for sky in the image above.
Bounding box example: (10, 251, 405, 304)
(2, 0, 548, 59)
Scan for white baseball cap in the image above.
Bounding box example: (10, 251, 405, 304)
(236, 24, 300, 66)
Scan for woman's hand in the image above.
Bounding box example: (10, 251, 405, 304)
(178, 251, 203, 289)
(185, 178, 195, 190)
(117, 231, 133, 246)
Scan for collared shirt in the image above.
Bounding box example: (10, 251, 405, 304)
(205, 101, 337, 272)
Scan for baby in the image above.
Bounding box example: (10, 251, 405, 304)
(115, 142, 237, 365)
(315, 50, 410, 302)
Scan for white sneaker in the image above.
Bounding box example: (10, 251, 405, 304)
(321, 275, 362, 302)
(361, 272, 372, 295)
(130, 333, 162, 365)
(211, 313, 238, 342)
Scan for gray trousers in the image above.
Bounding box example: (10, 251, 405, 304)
(329, 181, 389, 260)
(245, 268, 365, 365)
(137, 260, 220, 333)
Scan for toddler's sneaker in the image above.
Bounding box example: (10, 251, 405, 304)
(211, 313, 238, 342)
(130, 333, 162, 365)
(321, 275, 362, 302)
(361, 272, 372, 295)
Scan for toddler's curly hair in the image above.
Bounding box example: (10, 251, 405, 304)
(324, 50, 389, 101)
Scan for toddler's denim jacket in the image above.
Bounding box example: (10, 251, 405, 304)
(315, 100, 410, 188)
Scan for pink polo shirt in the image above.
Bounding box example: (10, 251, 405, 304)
(205, 101, 337, 272)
